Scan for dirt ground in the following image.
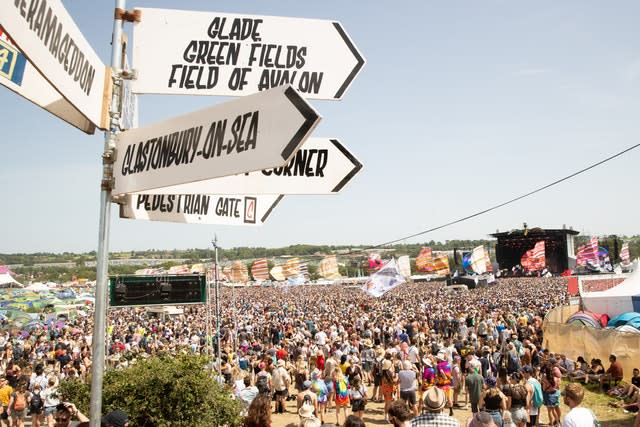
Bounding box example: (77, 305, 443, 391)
(269, 383, 556, 427)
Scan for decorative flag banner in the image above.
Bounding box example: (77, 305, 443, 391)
(432, 254, 450, 276)
(521, 240, 546, 272)
(397, 255, 412, 278)
(415, 247, 434, 272)
(270, 265, 285, 281)
(222, 265, 232, 281)
(462, 252, 473, 273)
(282, 257, 301, 278)
(251, 258, 269, 281)
(190, 263, 205, 274)
(484, 248, 493, 273)
(576, 237, 599, 267)
(362, 258, 406, 298)
(470, 246, 489, 274)
(299, 262, 310, 281)
(319, 256, 341, 279)
(620, 243, 630, 265)
(167, 265, 190, 274)
(231, 261, 248, 283)
(367, 253, 384, 271)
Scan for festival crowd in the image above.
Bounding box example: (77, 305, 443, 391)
(0, 277, 638, 427)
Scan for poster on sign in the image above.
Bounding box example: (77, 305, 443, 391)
(131, 8, 365, 99)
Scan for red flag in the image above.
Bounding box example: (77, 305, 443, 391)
(576, 237, 599, 267)
(416, 247, 434, 272)
(521, 240, 545, 272)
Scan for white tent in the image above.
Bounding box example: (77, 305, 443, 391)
(24, 282, 51, 292)
(581, 264, 640, 317)
(0, 273, 22, 288)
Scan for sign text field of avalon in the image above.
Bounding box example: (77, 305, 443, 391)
(131, 8, 365, 99)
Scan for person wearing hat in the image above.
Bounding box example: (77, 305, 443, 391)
(360, 339, 375, 386)
(272, 358, 291, 414)
(381, 358, 398, 422)
(411, 386, 461, 426)
(297, 402, 321, 427)
(296, 380, 318, 417)
(478, 376, 506, 427)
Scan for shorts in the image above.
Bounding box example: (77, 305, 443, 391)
(400, 390, 417, 405)
(0, 407, 7, 420)
(510, 406, 528, 424)
(274, 389, 288, 398)
(543, 390, 560, 407)
(373, 375, 381, 387)
(363, 361, 372, 372)
(351, 399, 366, 412)
(10, 409, 25, 420)
(44, 406, 57, 417)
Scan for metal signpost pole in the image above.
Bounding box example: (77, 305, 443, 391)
(213, 237, 222, 378)
(90, 1, 125, 425)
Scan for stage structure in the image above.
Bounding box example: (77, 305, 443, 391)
(491, 227, 579, 274)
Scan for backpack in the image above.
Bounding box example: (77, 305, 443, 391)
(13, 392, 26, 411)
(507, 353, 520, 373)
(528, 378, 543, 408)
(256, 374, 270, 394)
(30, 391, 43, 411)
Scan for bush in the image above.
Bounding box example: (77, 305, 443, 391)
(59, 354, 242, 427)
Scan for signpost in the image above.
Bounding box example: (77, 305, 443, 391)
(112, 84, 321, 195)
(0, 0, 110, 129)
(119, 193, 283, 225)
(131, 8, 365, 100)
(0, 25, 96, 133)
(141, 138, 362, 195)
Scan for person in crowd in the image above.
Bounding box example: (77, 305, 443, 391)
(600, 353, 624, 390)
(298, 402, 321, 427)
(467, 411, 498, 427)
(561, 383, 598, 427)
(541, 363, 561, 427)
(343, 414, 366, 427)
(398, 360, 419, 416)
(412, 386, 461, 426)
(348, 376, 367, 419)
(388, 399, 413, 427)
(236, 376, 259, 416)
(101, 409, 129, 427)
(381, 359, 398, 422)
(28, 383, 44, 427)
(465, 365, 484, 414)
(478, 376, 506, 427)
(503, 372, 529, 427)
(243, 395, 272, 427)
(51, 402, 90, 427)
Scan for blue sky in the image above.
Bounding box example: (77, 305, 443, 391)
(1, 1, 639, 253)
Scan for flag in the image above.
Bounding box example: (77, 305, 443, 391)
(231, 261, 248, 283)
(270, 265, 285, 281)
(251, 258, 270, 281)
(167, 264, 190, 274)
(299, 262, 310, 281)
(282, 258, 301, 278)
(620, 243, 630, 265)
(432, 253, 450, 276)
(470, 246, 488, 274)
(576, 237, 599, 267)
(362, 258, 406, 297)
(318, 256, 341, 279)
(415, 247, 434, 272)
(221, 266, 232, 281)
(521, 240, 546, 272)
(367, 253, 384, 271)
(397, 255, 412, 278)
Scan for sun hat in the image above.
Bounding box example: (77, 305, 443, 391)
(277, 359, 286, 367)
(423, 386, 446, 412)
(298, 403, 315, 418)
(382, 359, 393, 371)
(303, 380, 312, 389)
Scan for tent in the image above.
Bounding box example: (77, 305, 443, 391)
(581, 266, 640, 318)
(0, 273, 22, 288)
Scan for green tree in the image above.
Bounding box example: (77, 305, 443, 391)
(58, 355, 242, 427)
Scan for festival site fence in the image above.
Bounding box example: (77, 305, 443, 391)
(543, 304, 640, 381)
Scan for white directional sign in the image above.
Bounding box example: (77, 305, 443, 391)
(0, 25, 95, 134)
(112, 84, 321, 195)
(143, 138, 362, 196)
(119, 193, 283, 226)
(0, 0, 109, 129)
(131, 8, 365, 100)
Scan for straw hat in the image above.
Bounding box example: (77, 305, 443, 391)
(382, 359, 393, 371)
(423, 387, 446, 412)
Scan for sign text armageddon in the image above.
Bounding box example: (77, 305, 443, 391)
(12, 0, 96, 96)
(120, 111, 258, 176)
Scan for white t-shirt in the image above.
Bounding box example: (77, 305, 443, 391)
(562, 407, 595, 427)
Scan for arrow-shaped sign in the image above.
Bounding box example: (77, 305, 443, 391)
(131, 8, 365, 100)
(0, 25, 96, 134)
(112, 84, 321, 195)
(0, 1, 109, 129)
(140, 138, 362, 196)
(119, 193, 283, 226)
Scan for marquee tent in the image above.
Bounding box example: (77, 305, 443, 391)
(0, 273, 22, 288)
(581, 265, 640, 318)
